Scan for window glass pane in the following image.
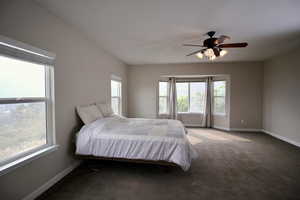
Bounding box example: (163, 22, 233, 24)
(111, 97, 119, 114)
(176, 83, 189, 112)
(0, 102, 46, 162)
(214, 97, 225, 114)
(159, 82, 168, 114)
(111, 80, 121, 97)
(190, 82, 206, 113)
(159, 97, 167, 114)
(213, 81, 226, 97)
(111, 80, 121, 115)
(0, 55, 45, 98)
(159, 82, 167, 97)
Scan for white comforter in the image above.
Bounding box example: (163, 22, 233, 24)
(76, 116, 197, 171)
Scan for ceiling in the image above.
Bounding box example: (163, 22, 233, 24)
(35, 0, 300, 65)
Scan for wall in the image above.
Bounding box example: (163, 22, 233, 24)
(0, 1, 127, 199)
(263, 47, 300, 145)
(128, 62, 263, 130)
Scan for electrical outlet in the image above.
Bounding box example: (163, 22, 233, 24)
(241, 120, 244, 124)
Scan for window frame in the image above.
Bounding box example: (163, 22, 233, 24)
(0, 35, 57, 176)
(158, 81, 169, 115)
(111, 76, 122, 115)
(176, 81, 206, 114)
(212, 80, 226, 116)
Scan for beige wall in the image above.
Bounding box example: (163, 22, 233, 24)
(0, 1, 127, 199)
(263, 47, 300, 144)
(128, 62, 263, 130)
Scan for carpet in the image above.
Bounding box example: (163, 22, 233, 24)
(37, 128, 300, 200)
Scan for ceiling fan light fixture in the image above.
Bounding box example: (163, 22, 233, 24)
(209, 55, 216, 61)
(220, 49, 228, 57)
(185, 31, 248, 61)
(204, 48, 214, 57)
(196, 52, 203, 59)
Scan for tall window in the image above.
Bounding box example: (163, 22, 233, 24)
(176, 82, 206, 113)
(111, 79, 122, 115)
(158, 81, 168, 114)
(213, 81, 226, 115)
(0, 36, 55, 172)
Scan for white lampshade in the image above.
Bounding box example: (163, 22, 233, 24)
(204, 48, 214, 57)
(220, 50, 228, 57)
(196, 52, 203, 59)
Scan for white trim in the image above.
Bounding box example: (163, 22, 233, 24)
(0, 35, 55, 65)
(0, 35, 55, 58)
(22, 161, 81, 200)
(212, 113, 227, 117)
(0, 145, 59, 176)
(184, 124, 204, 127)
(111, 74, 122, 81)
(262, 129, 300, 148)
(111, 79, 122, 115)
(212, 80, 227, 116)
(46, 66, 56, 145)
(213, 126, 231, 131)
(0, 57, 56, 172)
(229, 128, 262, 132)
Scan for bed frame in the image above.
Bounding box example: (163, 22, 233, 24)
(77, 155, 178, 167)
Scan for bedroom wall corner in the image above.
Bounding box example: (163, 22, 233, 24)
(262, 45, 300, 146)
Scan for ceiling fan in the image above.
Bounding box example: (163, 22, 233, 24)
(183, 31, 248, 60)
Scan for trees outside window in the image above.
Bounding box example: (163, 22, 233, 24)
(0, 54, 55, 164)
(176, 82, 206, 113)
(213, 81, 226, 115)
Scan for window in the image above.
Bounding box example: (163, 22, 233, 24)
(190, 82, 206, 113)
(0, 36, 56, 174)
(158, 81, 168, 114)
(111, 79, 122, 115)
(213, 81, 226, 115)
(176, 82, 206, 113)
(176, 82, 189, 112)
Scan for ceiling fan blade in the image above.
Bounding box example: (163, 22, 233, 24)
(183, 44, 203, 47)
(216, 35, 231, 44)
(186, 49, 203, 56)
(213, 48, 220, 57)
(218, 43, 248, 48)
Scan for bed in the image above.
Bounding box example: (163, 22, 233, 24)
(76, 115, 197, 171)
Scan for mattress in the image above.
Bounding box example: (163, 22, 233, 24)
(76, 115, 197, 171)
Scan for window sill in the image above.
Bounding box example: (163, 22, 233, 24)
(177, 112, 204, 114)
(0, 145, 59, 177)
(213, 113, 227, 116)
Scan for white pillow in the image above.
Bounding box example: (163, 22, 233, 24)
(96, 103, 114, 117)
(76, 104, 103, 124)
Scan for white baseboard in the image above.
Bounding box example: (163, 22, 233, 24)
(229, 128, 262, 132)
(23, 161, 81, 200)
(196, 126, 261, 132)
(262, 129, 300, 148)
(213, 126, 230, 131)
(184, 124, 204, 127)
